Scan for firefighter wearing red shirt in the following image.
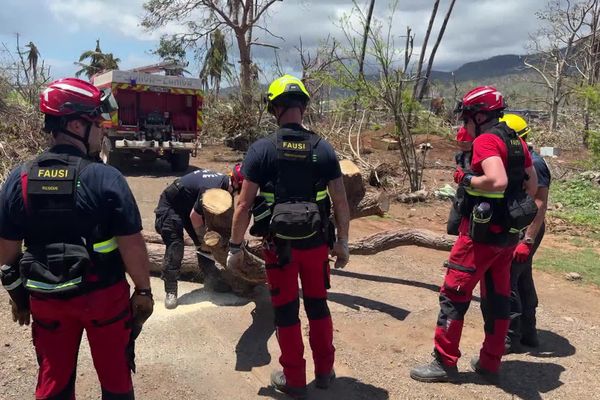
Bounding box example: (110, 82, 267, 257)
(0, 78, 153, 399)
(411, 86, 538, 383)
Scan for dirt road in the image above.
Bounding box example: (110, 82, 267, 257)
(1, 148, 599, 399)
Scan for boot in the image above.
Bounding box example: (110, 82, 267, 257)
(520, 334, 539, 348)
(410, 352, 458, 383)
(270, 370, 307, 399)
(165, 292, 178, 310)
(504, 336, 523, 355)
(470, 356, 499, 384)
(315, 369, 336, 389)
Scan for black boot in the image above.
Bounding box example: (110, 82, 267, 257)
(521, 334, 539, 348)
(270, 371, 307, 399)
(470, 356, 499, 384)
(410, 352, 458, 383)
(315, 369, 336, 389)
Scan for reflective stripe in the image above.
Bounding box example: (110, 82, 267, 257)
(509, 227, 526, 234)
(25, 277, 83, 291)
(472, 216, 491, 224)
(3, 277, 23, 291)
(275, 231, 317, 240)
(261, 191, 328, 203)
(254, 209, 271, 222)
(262, 192, 274, 205)
(465, 188, 504, 199)
(93, 237, 118, 253)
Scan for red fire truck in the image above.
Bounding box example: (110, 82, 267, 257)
(92, 68, 203, 171)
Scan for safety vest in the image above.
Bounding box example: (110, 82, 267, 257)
(19, 152, 125, 296)
(256, 127, 332, 243)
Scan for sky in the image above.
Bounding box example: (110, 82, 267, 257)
(0, 0, 546, 82)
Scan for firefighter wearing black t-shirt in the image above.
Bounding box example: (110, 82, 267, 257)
(155, 165, 244, 309)
(499, 114, 552, 353)
(0, 78, 152, 399)
(228, 75, 350, 399)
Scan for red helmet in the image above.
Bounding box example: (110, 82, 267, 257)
(231, 163, 244, 187)
(455, 86, 506, 117)
(40, 78, 118, 120)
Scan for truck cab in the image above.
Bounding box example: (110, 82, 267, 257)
(92, 69, 203, 172)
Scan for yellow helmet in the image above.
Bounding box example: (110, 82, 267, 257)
(265, 74, 310, 106)
(500, 113, 531, 138)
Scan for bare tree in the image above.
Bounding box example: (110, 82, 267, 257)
(1, 34, 51, 106)
(142, 0, 283, 105)
(526, 0, 596, 131)
(412, 0, 439, 102)
(332, 1, 428, 191)
(416, 0, 456, 102)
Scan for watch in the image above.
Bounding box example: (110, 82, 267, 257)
(134, 288, 153, 297)
(523, 237, 534, 245)
(462, 174, 474, 187)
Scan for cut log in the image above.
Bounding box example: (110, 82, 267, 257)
(352, 191, 390, 219)
(348, 229, 456, 254)
(202, 188, 234, 238)
(340, 159, 366, 210)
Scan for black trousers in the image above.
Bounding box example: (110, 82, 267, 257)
(154, 195, 214, 293)
(508, 223, 545, 342)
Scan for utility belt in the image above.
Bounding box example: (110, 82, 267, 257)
(251, 196, 334, 266)
(19, 237, 125, 299)
(455, 185, 537, 247)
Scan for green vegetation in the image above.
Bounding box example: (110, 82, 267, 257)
(536, 247, 600, 286)
(550, 178, 600, 229)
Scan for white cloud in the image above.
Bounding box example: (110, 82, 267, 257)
(47, 0, 178, 40)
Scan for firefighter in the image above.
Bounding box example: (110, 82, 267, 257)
(410, 86, 538, 383)
(227, 75, 350, 399)
(0, 78, 153, 399)
(154, 165, 244, 309)
(499, 114, 551, 353)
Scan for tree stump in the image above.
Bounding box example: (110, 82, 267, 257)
(340, 159, 366, 211)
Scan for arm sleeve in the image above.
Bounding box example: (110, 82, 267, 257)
(0, 168, 25, 240)
(241, 145, 264, 184)
(320, 140, 342, 182)
(534, 157, 551, 188)
(471, 134, 503, 167)
(193, 192, 204, 215)
(104, 172, 143, 236)
(522, 139, 533, 168)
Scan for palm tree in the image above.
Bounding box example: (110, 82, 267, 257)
(25, 41, 40, 83)
(199, 29, 232, 99)
(75, 39, 119, 79)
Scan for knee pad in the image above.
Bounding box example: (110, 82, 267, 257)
(303, 297, 330, 320)
(274, 298, 300, 327)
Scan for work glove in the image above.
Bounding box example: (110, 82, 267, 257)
(453, 167, 473, 186)
(130, 289, 154, 328)
(513, 242, 533, 263)
(227, 242, 245, 272)
(10, 299, 30, 326)
(330, 239, 350, 269)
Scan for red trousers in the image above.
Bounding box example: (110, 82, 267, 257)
(29, 280, 134, 399)
(264, 244, 335, 388)
(434, 234, 514, 373)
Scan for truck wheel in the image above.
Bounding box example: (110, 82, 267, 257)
(100, 136, 122, 169)
(170, 152, 190, 172)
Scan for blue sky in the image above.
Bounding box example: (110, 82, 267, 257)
(0, 0, 546, 81)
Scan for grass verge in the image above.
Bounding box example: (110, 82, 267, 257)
(535, 247, 600, 286)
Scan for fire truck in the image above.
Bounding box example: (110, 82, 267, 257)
(92, 66, 203, 171)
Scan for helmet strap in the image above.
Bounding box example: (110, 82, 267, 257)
(59, 119, 92, 156)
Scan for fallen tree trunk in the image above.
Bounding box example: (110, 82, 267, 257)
(352, 191, 390, 218)
(349, 229, 455, 254)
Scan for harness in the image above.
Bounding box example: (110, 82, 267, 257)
(456, 122, 537, 245)
(19, 152, 125, 297)
(251, 127, 333, 263)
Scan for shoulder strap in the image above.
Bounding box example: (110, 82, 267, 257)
(487, 122, 526, 194)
